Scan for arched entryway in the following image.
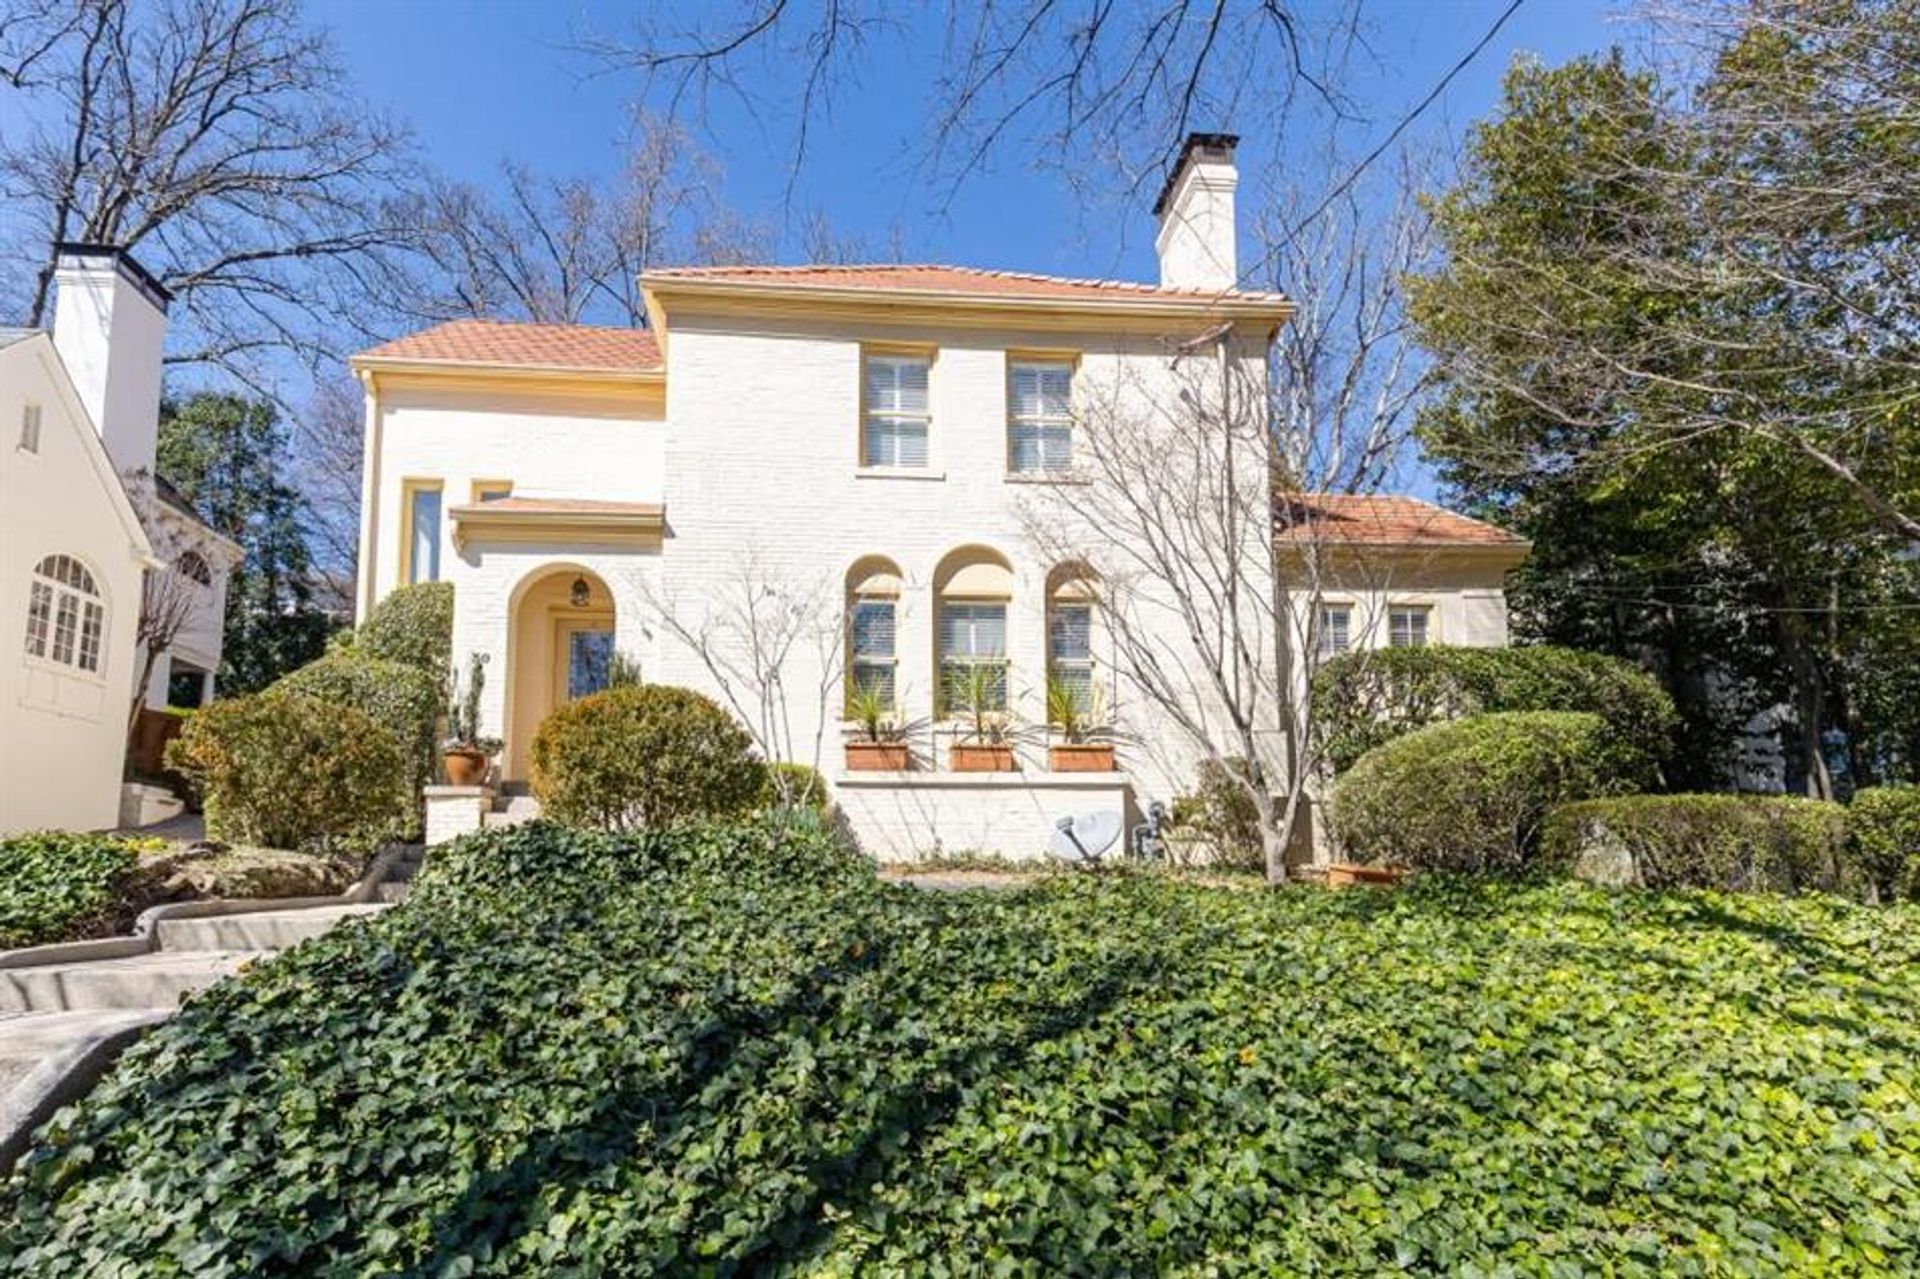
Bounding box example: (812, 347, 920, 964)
(505, 564, 616, 782)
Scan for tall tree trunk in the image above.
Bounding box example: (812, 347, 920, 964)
(1777, 612, 1832, 801)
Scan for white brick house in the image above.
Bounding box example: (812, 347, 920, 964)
(352, 135, 1525, 861)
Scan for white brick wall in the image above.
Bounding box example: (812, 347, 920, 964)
(835, 772, 1136, 861)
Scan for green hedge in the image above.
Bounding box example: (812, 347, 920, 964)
(1854, 784, 1920, 902)
(1542, 794, 1859, 898)
(1332, 711, 1649, 873)
(166, 693, 409, 850)
(272, 650, 440, 837)
(0, 832, 147, 949)
(1312, 643, 1678, 774)
(354, 581, 454, 675)
(532, 684, 764, 830)
(5, 822, 1920, 1273)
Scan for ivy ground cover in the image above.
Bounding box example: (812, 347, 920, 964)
(3, 822, 1918, 1276)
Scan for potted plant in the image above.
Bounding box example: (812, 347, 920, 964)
(844, 683, 910, 771)
(442, 652, 502, 787)
(1047, 676, 1115, 772)
(946, 663, 1017, 772)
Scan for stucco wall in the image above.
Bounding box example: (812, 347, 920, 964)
(835, 772, 1137, 862)
(0, 339, 149, 834)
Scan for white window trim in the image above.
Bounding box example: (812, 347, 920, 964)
(22, 555, 108, 683)
(1387, 601, 1437, 648)
(861, 350, 934, 471)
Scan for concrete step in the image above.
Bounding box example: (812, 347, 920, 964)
(484, 795, 541, 828)
(153, 904, 387, 954)
(0, 1010, 169, 1166)
(0, 1010, 165, 1099)
(0, 952, 257, 1013)
(375, 881, 411, 904)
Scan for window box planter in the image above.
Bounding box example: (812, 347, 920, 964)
(950, 744, 1017, 772)
(1049, 743, 1116, 772)
(846, 741, 910, 771)
(1325, 862, 1409, 889)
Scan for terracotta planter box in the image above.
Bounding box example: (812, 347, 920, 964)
(442, 748, 490, 787)
(950, 744, 1017, 772)
(1049, 743, 1116, 772)
(1325, 862, 1410, 889)
(845, 741, 910, 771)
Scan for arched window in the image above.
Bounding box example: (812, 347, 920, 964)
(846, 557, 903, 710)
(934, 546, 1013, 716)
(24, 554, 105, 674)
(176, 551, 212, 586)
(1046, 564, 1098, 710)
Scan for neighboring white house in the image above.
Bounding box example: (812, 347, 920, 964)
(352, 134, 1527, 862)
(0, 246, 242, 835)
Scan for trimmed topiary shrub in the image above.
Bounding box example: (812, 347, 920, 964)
(1853, 784, 1920, 902)
(272, 649, 440, 837)
(0, 832, 146, 949)
(1542, 794, 1858, 898)
(1312, 644, 1679, 775)
(531, 684, 765, 830)
(1332, 711, 1649, 873)
(354, 581, 454, 675)
(1169, 756, 1265, 869)
(166, 693, 409, 850)
(759, 761, 830, 815)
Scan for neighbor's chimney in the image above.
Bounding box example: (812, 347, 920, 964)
(50, 243, 170, 477)
(1153, 132, 1239, 292)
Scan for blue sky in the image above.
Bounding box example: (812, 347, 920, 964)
(309, 0, 1625, 285)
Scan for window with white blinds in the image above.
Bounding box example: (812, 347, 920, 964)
(850, 598, 897, 707)
(1389, 605, 1430, 648)
(1008, 359, 1073, 473)
(1049, 602, 1093, 703)
(1318, 605, 1352, 657)
(863, 353, 931, 468)
(939, 601, 1008, 712)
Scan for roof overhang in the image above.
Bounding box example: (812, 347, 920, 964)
(1274, 540, 1532, 572)
(350, 356, 664, 390)
(449, 501, 666, 549)
(640, 276, 1294, 339)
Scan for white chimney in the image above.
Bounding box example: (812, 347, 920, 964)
(1153, 132, 1240, 292)
(50, 243, 170, 477)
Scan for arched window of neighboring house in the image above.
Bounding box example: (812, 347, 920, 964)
(24, 554, 105, 674)
(176, 550, 212, 586)
(1046, 563, 1099, 710)
(933, 546, 1014, 717)
(846, 556, 903, 710)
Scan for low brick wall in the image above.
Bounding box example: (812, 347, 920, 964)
(833, 772, 1137, 862)
(423, 785, 490, 846)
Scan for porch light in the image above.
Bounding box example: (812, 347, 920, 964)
(570, 576, 591, 608)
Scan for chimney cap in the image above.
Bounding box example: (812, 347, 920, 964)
(1152, 132, 1240, 216)
(54, 242, 172, 312)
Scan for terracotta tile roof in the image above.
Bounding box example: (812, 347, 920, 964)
(451, 497, 663, 517)
(356, 319, 661, 372)
(645, 262, 1288, 305)
(1273, 494, 1528, 549)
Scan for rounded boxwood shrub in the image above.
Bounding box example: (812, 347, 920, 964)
(1312, 644, 1678, 775)
(165, 693, 409, 850)
(759, 761, 830, 815)
(272, 649, 441, 837)
(531, 684, 765, 830)
(354, 581, 453, 674)
(1332, 710, 1649, 873)
(1542, 793, 1858, 898)
(1853, 784, 1920, 902)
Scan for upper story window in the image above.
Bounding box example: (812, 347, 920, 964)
(1318, 605, 1352, 657)
(24, 554, 104, 674)
(863, 352, 931, 468)
(405, 481, 443, 584)
(1008, 358, 1073, 474)
(17, 403, 41, 454)
(1389, 605, 1430, 648)
(176, 551, 213, 587)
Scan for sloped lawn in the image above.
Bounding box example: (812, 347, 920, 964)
(3, 821, 1917, 1275)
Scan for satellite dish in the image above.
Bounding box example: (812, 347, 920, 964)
(1049, 810, 1124, 865)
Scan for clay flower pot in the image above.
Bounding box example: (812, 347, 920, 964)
(845, 741, 910, 771)
(950, 743, 1017, 772)
(442, 748, 490, 787)
(1049, 743, 1116, 772)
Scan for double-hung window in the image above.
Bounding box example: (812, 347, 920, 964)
(863, 352, 931, 468)
(850, 597, 897, 708)
(1008, 359, 1073, 474)
(939, 601, 1008, 713)
(1389, 605, 1430, 648)
(1049, 602, 1094, 706)
(1318, 605, 1352, 657)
